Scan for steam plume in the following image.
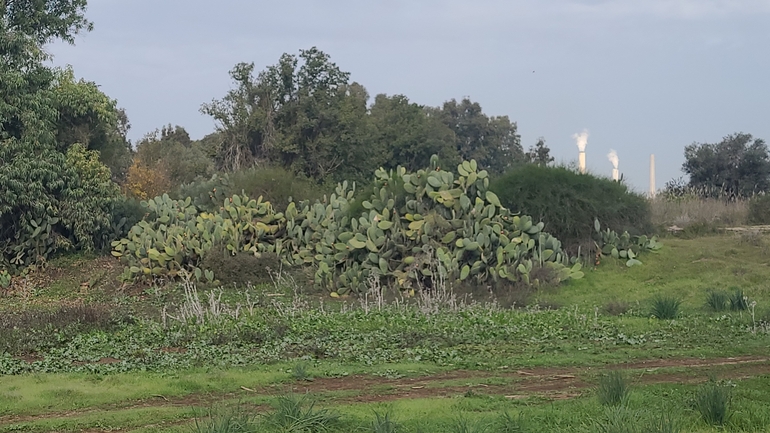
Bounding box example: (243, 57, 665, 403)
(573, 129, 589, 152)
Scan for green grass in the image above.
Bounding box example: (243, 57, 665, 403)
(539, 234, 770, 310)
(597, 371, 630, 407)
(693, 381, 733, 426)
(2, 374, 770, 432)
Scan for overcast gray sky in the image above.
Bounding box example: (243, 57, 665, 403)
(48, 0, 770, 192)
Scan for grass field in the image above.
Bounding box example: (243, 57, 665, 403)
(1, 233, 769, 432)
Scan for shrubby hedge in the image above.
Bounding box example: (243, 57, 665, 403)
(489, 165, 652, 249)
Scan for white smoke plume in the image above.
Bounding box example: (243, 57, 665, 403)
(607, 149, 619, 169)
(573, 129, 589, 152)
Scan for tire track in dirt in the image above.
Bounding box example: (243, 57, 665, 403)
(1, 355, 768, 429)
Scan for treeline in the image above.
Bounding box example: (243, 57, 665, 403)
(0, 1, 555, 274)
(130, 47, 552, 198)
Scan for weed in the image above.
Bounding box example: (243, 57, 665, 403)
(693, 380, 732, 425)
(451, 415, 490, 433)
(264, 393, 339, 432)
(594, 406, 639, 433)
(644, 412, 680, 433)
(729, 288, 749, 311)
(292, 362, 313, 382)
(650, 296, 681, 320)
(371, 409, 399, 433)
(496, 411, 529, 432)
(192, 404, 256, 433)
(705, 291, 728, 312)
(597, 370, 629, 407)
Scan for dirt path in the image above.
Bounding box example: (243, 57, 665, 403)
(2, 355, 768, 429)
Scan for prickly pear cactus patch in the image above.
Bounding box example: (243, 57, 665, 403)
(114, 156, 585, 293)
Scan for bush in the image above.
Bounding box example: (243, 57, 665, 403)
(489, 165, 651, 250)
(1, 141, 120, 272)
(192, 404, 256, 433)
(176, 165, 329, 213)
(265, 394, 339, 432)
(651, 296, 681, 320)
(199, 247, 281, 287)
(729, 289, 749, 311)
(598, 370, 630, 406)
(748, 194, 770, 224)
(693, 380, 732, 425)
(371, 410, 400, 433)
(705, 291, 729, 312)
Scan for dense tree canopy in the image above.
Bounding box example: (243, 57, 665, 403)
(202, 48, 527, 183)
(369, 94, 456, 172)
(682, 133, 770, 198)
(1, 0, 125, 271)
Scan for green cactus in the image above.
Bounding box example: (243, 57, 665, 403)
(114, 157, 589, 293)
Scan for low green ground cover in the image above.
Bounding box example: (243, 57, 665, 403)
(1, 233, 769, 432)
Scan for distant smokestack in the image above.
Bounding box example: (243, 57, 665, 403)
(607, 149, 619, 181)
(573, 129, 589, 174)
(649, 154, 656, 198)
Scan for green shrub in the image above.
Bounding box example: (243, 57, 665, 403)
(265, 394, 339, 432)
(496, 412, 529, 432)
(705, 291, 729, 312)
(103, 196, 147, 247)
(693, 380, 732, 425)
(1, 142, 120, 272)
(371, 410, 400, 433)
(748, 194, 770, 224)
(729, 288, 749, 311)
(651, 296, 681, 320)
(199, 247, 280, 287)
(192, 404, 256, 433)
(489, 165, 651, 249)
(291, 362, 313, 382)
(598, 370, 630, 406)
(176, 165, 329, 213)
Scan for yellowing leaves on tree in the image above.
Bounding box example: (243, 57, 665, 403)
(124, 160, 172, 200)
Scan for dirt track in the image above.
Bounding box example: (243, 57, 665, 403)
(2, 355, 768, 428)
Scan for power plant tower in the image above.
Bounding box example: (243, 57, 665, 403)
(607, 149, 619, 181)
(649, 154, 656, 198)
(573, 130, 589, 174)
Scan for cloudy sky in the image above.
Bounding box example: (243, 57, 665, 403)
(48, 0, 770, 192)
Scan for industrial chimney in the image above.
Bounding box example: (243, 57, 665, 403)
(573, 130, 589, 174)
(607, 149, 619, 181)
(649, 154, 656, 198)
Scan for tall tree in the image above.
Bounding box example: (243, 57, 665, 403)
(683, 133, 770, 198)
(1, 0, 120, 270)
(438, 98, 524, 174)
(202, 47, 374, 182)
(369, 94, 457, 172)
(52, 67, 132, 181)
(526, 137, 554, 166)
